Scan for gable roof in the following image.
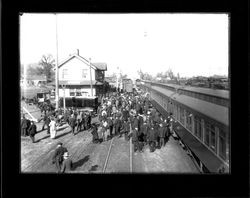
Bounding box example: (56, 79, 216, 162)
(58, 53, 107, 71)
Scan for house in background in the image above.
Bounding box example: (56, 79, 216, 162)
(21, 74, 47, 87)
(58, 50, 107, 98)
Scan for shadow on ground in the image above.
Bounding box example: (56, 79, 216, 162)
(72, 155, 90, 170)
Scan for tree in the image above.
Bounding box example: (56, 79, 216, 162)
(26, 63, 43, 76)
(39, 54, 55, 82)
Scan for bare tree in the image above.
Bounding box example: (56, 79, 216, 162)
(39, 54, 55, 82)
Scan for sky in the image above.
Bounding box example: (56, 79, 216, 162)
(20, 13, 229, 80)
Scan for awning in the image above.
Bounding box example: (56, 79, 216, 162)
(172, 122, 224, 173)
(59, 80, 103, 85)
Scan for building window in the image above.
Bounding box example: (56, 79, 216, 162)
(62, 69, 68, 79)
(180, 107, 185, 125)
(194, 116, 203, 140)
(69, 90, 75, 96)
(219, 129, 227, 161)
(76, 89, 82, 96)
(186, 110, 192, 131)
(82, 69, 88, 78)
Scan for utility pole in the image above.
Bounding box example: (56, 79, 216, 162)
(63, 85, 66, 111)
(55, 13, 59, 109)
(116, 67, 119, 92)
(89, 58, 93, 96)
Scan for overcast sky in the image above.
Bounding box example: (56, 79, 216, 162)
(20, 13, 229, 79)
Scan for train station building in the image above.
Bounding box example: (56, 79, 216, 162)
(57, 50, 107, 98)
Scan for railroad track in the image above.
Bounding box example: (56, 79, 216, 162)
(102, 124, 133, 173)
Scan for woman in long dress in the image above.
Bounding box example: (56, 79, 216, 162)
(49, 117, 57, 139)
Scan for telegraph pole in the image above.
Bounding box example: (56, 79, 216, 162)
(55, 13, 59, 109)
(89, 58, 93, 96)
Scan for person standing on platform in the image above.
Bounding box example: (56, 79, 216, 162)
(60, 152, 73, 173)
(113, 116, 121, 137)
(49, 117, 57, 139)
(91, 123, 99, 143)
(21, 114, 28, 137)
(148, 126, 156, 152)
(52, 142, 68, 173)
(121, 120, 130, 141)
(87, 112, 92, 130)
(107, 116, 114, 138)
(132, 128, 140, 153)
(28, 121, 37, 143)
(69, 114, 76, 135)
(158, 123, 167, 148)
(76, 111, 82, 132)
(141, 121, 149, 145)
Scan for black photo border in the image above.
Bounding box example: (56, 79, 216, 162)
(1, 0, 249, 197)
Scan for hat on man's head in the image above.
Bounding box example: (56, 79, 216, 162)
(57, 142, 63, 146)
(63, 152, 69, 157)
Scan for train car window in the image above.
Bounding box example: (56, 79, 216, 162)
(219, 129, 227, 160)
(186, 111, 192, 132)
(210, 125, 217, 153)
(194, 116, 203, 140)
(204, 123, 210, 146)
(180, 107, 185, 125)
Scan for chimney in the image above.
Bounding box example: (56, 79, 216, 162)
(76, 49, 79, 55)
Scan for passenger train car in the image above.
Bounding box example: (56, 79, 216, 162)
(140, 80, 230, 173)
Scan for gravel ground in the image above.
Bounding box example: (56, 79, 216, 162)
(104, 136, 131, 173)
(132, 136, 200, 173)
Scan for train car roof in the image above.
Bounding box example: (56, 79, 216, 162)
(152, 86, 229, 126)
(144, 80, 229, 99)
(157, 83, 229, 99)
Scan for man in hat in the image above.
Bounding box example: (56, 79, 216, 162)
(107, 116, 114, 138)
(91, 123, 99, 143)
(132, 128, 140, 152)
(69, 114, 76, 135)
(113, 116, 121, 137)
(158, 123, 167, 148)
(60, 152, 73, 173)
(52, 142, 68, 173)
(28, 120, 37, 143)
(148, 126, 156, 152)
(140, 120, 149, 145)
(21, 114, 28, 137)
(121, 120, 130, 141)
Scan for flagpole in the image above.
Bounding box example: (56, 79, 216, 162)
(55, 13, 59, 109)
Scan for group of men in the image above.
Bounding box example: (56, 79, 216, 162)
(93, 91, 173, 153)
(21, 114, 37, 143)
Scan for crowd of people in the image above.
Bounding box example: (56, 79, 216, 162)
(21, 105, 93, 142)
(94, 91, 173, 153)
(21, 89, 175, 173)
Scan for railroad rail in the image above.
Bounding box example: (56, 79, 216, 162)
(102, 124, 133, 173)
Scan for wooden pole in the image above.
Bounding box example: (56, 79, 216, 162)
(89, 58, 93, 96)
(55, 13, 59, 109)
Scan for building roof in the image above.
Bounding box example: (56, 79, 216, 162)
(58, 53, 107, 71)
(59, 80, 103, 85)
(152, 86, 229, 126)
(92, 63, 107, 71)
